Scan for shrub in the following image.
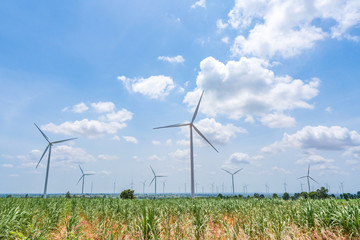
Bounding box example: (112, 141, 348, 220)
(120, 189, 135, 199)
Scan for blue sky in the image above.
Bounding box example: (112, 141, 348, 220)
(1, 0, 360, 195)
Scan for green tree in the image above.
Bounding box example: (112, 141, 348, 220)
(120, 189, 135, 199)
(282, 192, 290, 200)
(272, 193, 278, 199)
(65, 191, 71, 198)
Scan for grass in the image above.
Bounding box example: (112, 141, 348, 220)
(0, 197, 359, 239)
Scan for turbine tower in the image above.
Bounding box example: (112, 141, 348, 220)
(222, 168, 242, 194)
(297, 164, 318, 193)
(149, 166, 166, 197)
(34, 123, 77, 198)
(77, 165, 94, 195)
(154, 90, 218, 198)
(141, 180, 147, 194)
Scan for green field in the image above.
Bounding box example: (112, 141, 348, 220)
(1, 197, 360, 239)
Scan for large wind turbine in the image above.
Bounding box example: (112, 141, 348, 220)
(77, 165, 94, 195)
(34, 123, 77, 198)
(222, 168, 242, 194)
(149, 166, 166, 197)
(297, 164, 318, 193)
(154, 90, 218, 198)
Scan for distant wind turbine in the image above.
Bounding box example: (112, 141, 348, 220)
(34, 123, 77, 198)
(297, 164, 318, 193)
(149, 166, 166, 197)
(141, 180, 147, 194)
(154, 90, 218, 198)
(77, 165, 94, 195)
(222, 168, 242, 194)
(265, 184, 270, 194)
(283, 180, 288, 192)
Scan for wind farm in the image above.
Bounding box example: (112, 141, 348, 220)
(1, 0, 360, 238)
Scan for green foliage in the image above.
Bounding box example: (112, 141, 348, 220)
(65, 191, 71, 199)
(120, 189, 135, 199)
(272, 193, 278, 199)
(282, 192, 290, 200)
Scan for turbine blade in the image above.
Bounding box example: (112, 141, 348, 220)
(307, 164, 310, 176)
(297, 176, 306, 180)
(309, 176, 319, 184)
(233, 168, 243, 175)
(77, 176, 84, 184)
(192, 125, 218, 152)
(34, 123, 50, 143)
(36, 145, 49, 168)
(222, 169, 232, 175)
(153, 123, 190, 129)
(52, 138, 77, 144)
(85, 174, 95, 176)
(191, 90, 204, 123)
(157, 175, 167, 178)
(79, 165, 84, 174)
(150, 166, 155, 176)
(149, 177, 155, 186)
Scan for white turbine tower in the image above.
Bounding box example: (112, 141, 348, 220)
(297, 164, 318, 193)
(149, 166, 166, 197)
(222, 168, 242, 194)
(154, 90, 218, 198)
(34, 123, 77, 198)
(77, 165, 94, 195)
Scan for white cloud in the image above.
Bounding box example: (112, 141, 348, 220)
(325, 106, 333, 113)
(184, 57, 319, 126)
(223, 152, 263, 168)
(118, 75, 175, 100)
(191, 0, 206, 9)
(91, 101, 115, 113)
(41, 119, 127, 138)
(123, 136, 138, 144)
(169, 149, 189, 161)
(227, 0, 360, 58)
(149, 154, 162, 161)
(97, 154, 118, 161)
(158, 55, 185, 64)
(112, 135, 121, 141)
(221, 37, 230, 44)
(152, 140, 161, 145)
(2, 163, 13, 168)
(296, 154, 334, 165)
(104, 109, 133, 122)
(271, 166, 291, 174)
(260, 112, 296, 128)
(19, 146, 96, 169)
(72, 102, 89, 113)
(263, 125, 360, 154)
(216, 19, 228, 30)
(194, 118, 246, 145)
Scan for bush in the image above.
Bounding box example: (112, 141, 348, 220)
(65, 191, 71, 198)
(282, 192, 290, 200)
(272, 193, 278, 199)
(120, 189, 135, 199)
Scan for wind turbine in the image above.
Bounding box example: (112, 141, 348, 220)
(222, 168, 242, 194)
(77, 165, 94, 195)
(265, 184, 270, 194)
(283, 180, 288, 193)
(154, 90, 218, 198)
(141, 180, 147, 194)
(162, 180, 166, 194)
(149, 166, 166, 197)
(34, 123, 77, 198)
(297, 164, 318, 193)
(114, 179, 116, 194)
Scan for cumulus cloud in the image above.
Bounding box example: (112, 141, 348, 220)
(223, 152, 263, 168)
(103, 109, 133, 122)
(158, 55, 185, 64)
(226, 0, 360, 58)
(297, 154, 334, 165)
(262, 125, 360, 154)
(152, 140, 161, 145)
(42, 119, 127, 138)
(18, 146, 95, 168)
(72, 102, 89, 113)
(91, 101, 115, 113)
(169, 149, 190, 161)
(118, 75, 175, 100)
(216, 19, 228, 30)
(123, 136, 138, 144)
(194, 118, 246, 145)
(184, 57, 319, 126)
(97, 154, 118, 161)
(271, 166, 291, 174)
(191, 0, 206, 9)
